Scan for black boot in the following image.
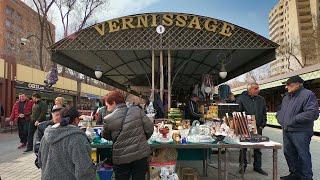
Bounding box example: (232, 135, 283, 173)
(254, 168, 268, 176)
(280, 173, 301, 180)
(239, 166, 246, 174)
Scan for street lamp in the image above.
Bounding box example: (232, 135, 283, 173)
(20, 38, 29, 46)
(20, 34, 42, 47)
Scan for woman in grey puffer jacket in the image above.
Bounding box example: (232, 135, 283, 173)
(102, 91, 154, 180)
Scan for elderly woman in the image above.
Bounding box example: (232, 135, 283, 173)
(102, 91, 154, 180)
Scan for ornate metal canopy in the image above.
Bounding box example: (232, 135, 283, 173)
(50, 12, 278, 96)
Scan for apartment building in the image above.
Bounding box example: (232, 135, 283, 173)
(269, 0, 320, 76)
(0, 0, 55, 70)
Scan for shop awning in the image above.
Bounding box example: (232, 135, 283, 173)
(233, 64, 320, 95)
(50, 12, 278, 96)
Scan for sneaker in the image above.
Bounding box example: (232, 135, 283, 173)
(254, 168, 268, 176)
(18, 143, 26, 149)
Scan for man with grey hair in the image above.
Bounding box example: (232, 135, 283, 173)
(236, 82, 268, 176)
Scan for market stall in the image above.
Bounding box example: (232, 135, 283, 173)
(50, 12, 280, 180)
(88, 102, 282, 179)
(90, 134, 282, 180)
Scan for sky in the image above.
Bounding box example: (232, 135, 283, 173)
(35, 0, 279, 40)
(100, 0, 278, 38)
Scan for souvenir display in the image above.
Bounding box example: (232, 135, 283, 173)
(149, 162, 179, 180)
(205, 105, 218, 119)
(187, 124, 214, 143)
(146, 102, 156, 119)
(168, 108, 183, 129)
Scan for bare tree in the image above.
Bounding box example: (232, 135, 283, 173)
(31, 0, 55, 71)
(55, 0, 108, 78)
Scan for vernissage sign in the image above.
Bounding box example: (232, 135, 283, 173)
(94, 13, 235, 37)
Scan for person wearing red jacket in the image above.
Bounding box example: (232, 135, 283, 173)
(10, 93, 34, 149)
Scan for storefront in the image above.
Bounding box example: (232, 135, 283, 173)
(15, 81, 77, 111)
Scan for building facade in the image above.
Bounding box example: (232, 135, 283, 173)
(269, 0, 320, 76)
(0, 0, 55, 125)
(0, 0, 55, 70)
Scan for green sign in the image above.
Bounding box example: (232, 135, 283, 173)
(267, 112, 320, 133)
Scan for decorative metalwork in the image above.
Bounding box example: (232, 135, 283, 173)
(51, 13, 278, 51)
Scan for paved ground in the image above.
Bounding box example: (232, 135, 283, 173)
(0, 127, 319, 180)
(0, 132, 40, 180)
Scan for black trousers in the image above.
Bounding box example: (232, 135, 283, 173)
(17, 118, 29, 144)
(113, 157, 148, 180)
(26, 121, 37, 150)
(239, 128, 263, 169)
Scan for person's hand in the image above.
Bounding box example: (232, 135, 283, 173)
(19, 114, 25, 118)
(35, 121, 40, 126)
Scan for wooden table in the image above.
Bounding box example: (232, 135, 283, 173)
(91, 141, 282, 180)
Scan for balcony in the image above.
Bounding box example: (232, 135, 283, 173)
(299, 11, 312, 17)
(298, 7, 311, 14)
(297, 0, 309, 7)
(299, 15, 312, 23)
(301, 29, 314, 37)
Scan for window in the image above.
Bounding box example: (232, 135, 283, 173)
(5, 19, 13, 28)
(5, 42, 15, 53)
(5, 31, 14, 40)
(5, 6, 14, 16)
(16, 26, 23, 34)
(15, 13, 22, 21)
(26, 51, 33, 61)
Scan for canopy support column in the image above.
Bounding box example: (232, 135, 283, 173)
(168, 50, 172, 111)
(151, 50, 155, 102)
(160, 50, 164, 102)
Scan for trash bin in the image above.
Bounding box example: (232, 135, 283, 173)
(97, 167, 113, 180)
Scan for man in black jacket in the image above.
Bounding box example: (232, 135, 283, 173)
(236, 82, 268, 176)
(185, 94, 202, 124)
(277, 76, 319, 180)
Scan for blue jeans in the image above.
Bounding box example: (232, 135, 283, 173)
(283, 131, 313, 180)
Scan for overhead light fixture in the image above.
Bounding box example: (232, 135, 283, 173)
(219, 64, 227, 79)
(94, 66, 103, 79)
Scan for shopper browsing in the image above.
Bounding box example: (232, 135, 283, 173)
(34, 106, 63, 169)
(102, 91, 154, 180)
(277, 75, 319, 180)
(38, 107, 95, 180)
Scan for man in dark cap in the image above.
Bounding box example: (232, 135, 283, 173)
(39, 106, 95, 179)
(34, 106, 63, 168)
(277, 75, 319, 180)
